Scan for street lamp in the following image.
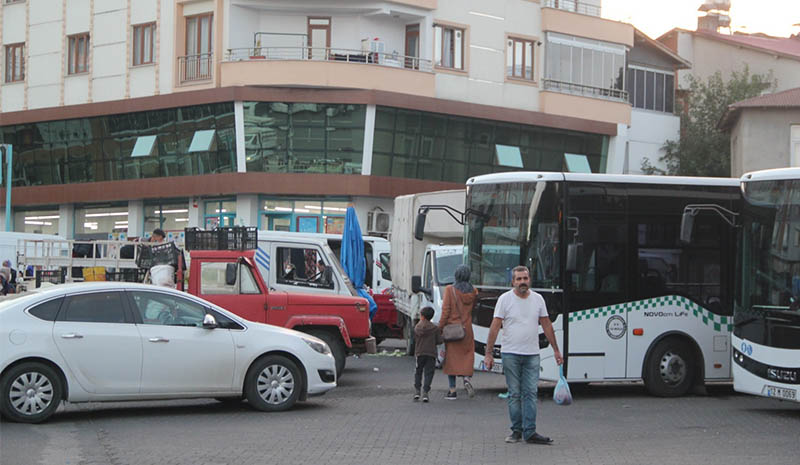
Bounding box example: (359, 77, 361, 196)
(0, 144, 12, 232)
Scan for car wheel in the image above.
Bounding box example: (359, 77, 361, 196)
(245, 355, 302, 412)
(644, 338, 695, 397)
(0, 362, 63, 424)
(307, 330, 346, 378)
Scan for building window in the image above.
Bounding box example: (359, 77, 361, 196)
(182, 13, 212, 82)
(75, 205, 129, 238)
(434, 24, 464, 70)
(792, 125, 800, 167)
(204, 199, 235, 229)
(144, 201, 188, 242)
(132, 23, 155, 66)
(544, 32, 626, 100)
(506, 37, 534, 81)
(68, 33, 90, 75)
(4, 43, 24, 82)
(626, 66, 675, 114)
(14, 209, 59, 235)
(261, 199, 348, 233)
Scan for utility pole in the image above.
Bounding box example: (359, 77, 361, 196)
(0, 144, 12, 231)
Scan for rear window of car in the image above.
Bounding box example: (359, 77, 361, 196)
(28, 298, 65, 321)
(62, 292, 126, 323)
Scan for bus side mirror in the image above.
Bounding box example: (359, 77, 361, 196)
(414, 210, 428, 241)
(225, 263, 238, 286)
(566, 243, 582, 273)
(680, 210, 696, 244)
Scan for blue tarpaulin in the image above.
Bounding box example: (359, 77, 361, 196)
(340, 207, 378, 319)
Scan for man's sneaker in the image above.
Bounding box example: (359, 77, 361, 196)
(464, 379, 475, 398)
(445, 391, 457, 400)
(504, 432, 522, 443)
(413, 391, 420, 401)
(525, 433, 553, 445)
(422, 393, 429, 402)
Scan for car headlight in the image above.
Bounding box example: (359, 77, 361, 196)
(303, 337, 331, 355)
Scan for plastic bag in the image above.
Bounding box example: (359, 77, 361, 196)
(436, 343, 446, 368)
(553, 365, 573, 405)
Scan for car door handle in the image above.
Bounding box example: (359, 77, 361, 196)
(60, 333, 84, 339)
(148, 337, 170, 343)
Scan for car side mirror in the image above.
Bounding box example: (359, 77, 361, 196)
(202, 313, 218, 329)
(414, 210, 427, 241)
(566, 243, 582, 273)
(680, 210, 696, 244)
(225, 263, 238, 285)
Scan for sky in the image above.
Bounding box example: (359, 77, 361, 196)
(602, 0, 800, 39)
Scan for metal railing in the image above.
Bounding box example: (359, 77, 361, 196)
(543, 0, 602, 17)
(224, 47, 433, 73)
(543, 79, 628, 101)
(178, 52, 213, 83)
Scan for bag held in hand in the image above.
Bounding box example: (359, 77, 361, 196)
(442, 323, 465, 342)
(553, 365, 573, 405)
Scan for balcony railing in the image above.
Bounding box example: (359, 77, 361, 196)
(543, 79, 628, 102)
(223, 47, 433, 73)
(178, 53, 213, 83)
(543, 0, 602, 17)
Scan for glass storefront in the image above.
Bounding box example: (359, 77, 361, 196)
(204, 199, 236, 229)
(372, 106, 607, 181)
(0, 103, 236, 187)
(14, 209, 60, 235)
(243, 102, 365, 175)
(261, 198, 348, 233)
(144, 200, 190, 241)
(75, 204, 130, 239)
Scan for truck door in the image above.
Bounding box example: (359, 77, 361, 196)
(197, 260, 268, 323)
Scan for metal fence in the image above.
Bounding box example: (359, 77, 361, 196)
(224, 47, 433, 73)
(178, 53, 213, 83)
(543, 0, 602, 17)
(543, 79, 628, 101)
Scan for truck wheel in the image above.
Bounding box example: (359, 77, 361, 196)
(404, 315, 415, 356)
(245, 355, 301, 412)
(643, 338, 695, 397)
(308, 330, 346, 378)
(0, 362, 63, 424)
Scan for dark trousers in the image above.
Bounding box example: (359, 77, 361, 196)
(414, 355, 436, 393)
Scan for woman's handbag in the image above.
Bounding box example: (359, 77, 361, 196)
(441, 286, 466, 342)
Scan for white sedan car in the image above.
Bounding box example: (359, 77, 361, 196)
(0, 282, 337, 423)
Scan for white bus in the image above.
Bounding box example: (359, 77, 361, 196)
(462, 172, 741, 396)
(732, 168, 800, 403)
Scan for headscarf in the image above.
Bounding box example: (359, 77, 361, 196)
(453, 264, 474, 294)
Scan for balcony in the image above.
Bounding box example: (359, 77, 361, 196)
(178, 53, 213, 84)
(543, 0, 601, 18)
(220, 46, 435, 97)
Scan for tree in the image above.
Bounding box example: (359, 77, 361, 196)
(641, 66, 775, 177)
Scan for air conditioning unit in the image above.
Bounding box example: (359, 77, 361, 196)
(367, 211, 391, 235)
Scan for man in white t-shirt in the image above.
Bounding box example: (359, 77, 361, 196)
(484, 265, 563, 445)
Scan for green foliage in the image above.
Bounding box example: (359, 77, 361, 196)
(641, 66, 775, 177)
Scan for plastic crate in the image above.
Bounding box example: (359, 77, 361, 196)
(185, 227, 258, 251)
(35, 269, 66, 288)
(106, 268, 148, 283)
(136, 242, 181, 268)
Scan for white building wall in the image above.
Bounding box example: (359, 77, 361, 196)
(2, 3, 26, 43)
(131, 0, 158, 25)
(27, 2, 62, 110)
(65, 0, 90, 35)
(159, 0, 174, 95)
(1, 87, 25, 112)
(626, 110, 681, 174)
(92, 6, 127, 102)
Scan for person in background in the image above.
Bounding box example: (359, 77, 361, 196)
(439, 264, 478, 400)
(150, 228, 166, 243)
(413, 306, 442, 403)
(2, 260, 17, 287)
(315, 260, 333, 287)
(0, 266, 13, 295)
(484, 265, 563, 445)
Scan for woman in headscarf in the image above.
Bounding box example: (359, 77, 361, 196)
(438, 264, 479, 400)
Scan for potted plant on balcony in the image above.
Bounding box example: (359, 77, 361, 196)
(250, 39, 265, 60)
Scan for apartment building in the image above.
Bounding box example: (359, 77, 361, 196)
(0, 0, 646, 239)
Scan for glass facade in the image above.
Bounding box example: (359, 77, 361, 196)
(14, 209, 60, 235)
(204, 199, 236, 229)
(372, 106, 607, 179)
(144, 200, 190, 240)
(0, 103, 236, 187)
(243, 102, 365, 175)
(75, 204, 130, 238)
(261, 198, 349, 233)
(545, 32, 627, 100)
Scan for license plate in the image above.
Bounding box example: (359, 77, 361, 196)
(763, 385, 797, 400)
(491, 361, 503, 374)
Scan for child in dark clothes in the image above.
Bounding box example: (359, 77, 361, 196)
(413, 306, 442, 402)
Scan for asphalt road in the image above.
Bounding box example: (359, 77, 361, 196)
(1, 339, 798, 465)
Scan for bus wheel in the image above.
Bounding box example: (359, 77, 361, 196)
(644, 338, 695, 397)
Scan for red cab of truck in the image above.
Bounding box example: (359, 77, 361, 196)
(186, 249, 374, 376)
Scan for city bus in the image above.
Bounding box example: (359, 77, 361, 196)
(463, 172, 741, 396)
(732, 168, 800, 403)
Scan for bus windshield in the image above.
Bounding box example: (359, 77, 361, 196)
(737, 178, 800, 349)
(466, 181, 561, 288)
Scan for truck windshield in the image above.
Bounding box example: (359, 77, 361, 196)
(323, 243, 359, 296)
(736, 178, 800, 349)
(435, 250, 463, 286)
(466, 181, 561, 288)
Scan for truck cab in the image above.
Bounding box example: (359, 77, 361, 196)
(188, 248, 374, 377)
